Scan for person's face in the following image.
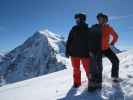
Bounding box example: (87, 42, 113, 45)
(75, 18, 81, 24)
(98, 17, 105, 25)
(104, 19, 108, 24)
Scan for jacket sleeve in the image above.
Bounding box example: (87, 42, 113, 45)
(90, 25, 102, 52)
(65, 27, 74, 57)
(109, 26, 118, 45)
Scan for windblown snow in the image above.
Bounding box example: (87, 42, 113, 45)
(0, 49, 133, 100)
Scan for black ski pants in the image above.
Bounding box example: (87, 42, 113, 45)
(102, 48, 119, 78)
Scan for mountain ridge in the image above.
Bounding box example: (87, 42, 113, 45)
(0, 29, 66, 85)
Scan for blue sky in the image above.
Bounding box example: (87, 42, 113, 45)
(0, 0, 133, 53)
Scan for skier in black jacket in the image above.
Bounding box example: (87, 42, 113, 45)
(66, 13, 91, 88)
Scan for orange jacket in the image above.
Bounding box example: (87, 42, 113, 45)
(101, 24, 118, 50)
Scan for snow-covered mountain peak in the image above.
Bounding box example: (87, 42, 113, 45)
(38, 29, 63, 41)
(35, 29, 65, 54)
(0, 29, 66, 85)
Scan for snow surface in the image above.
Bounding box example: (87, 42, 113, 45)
(0, 50, 133, 100)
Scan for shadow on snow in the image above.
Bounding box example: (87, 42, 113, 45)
(58, 83, 125, 100)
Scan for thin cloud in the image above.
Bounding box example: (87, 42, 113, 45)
(109, 14, 133, 20)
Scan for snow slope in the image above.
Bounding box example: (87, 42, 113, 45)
(0, 30, 66, 84)
(0, 50, 133, 100)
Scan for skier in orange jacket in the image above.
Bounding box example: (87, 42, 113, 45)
(88, 13, 120, 91)
(101, 15, 118, 50)
(99, 13, 120, 82)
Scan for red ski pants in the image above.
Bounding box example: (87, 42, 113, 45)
(71, 57, 90, 86)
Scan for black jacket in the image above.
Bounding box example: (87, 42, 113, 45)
(66, 23, 90, 57)
(89, 24, 102, 52)
(66, 23, 102, 57)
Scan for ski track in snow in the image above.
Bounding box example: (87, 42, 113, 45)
(0, 50, 133, 100)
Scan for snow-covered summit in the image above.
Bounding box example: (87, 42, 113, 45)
(39, 29, 64, 40)
(37, 29, 65, 54)
(0, 29, 66, 85)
